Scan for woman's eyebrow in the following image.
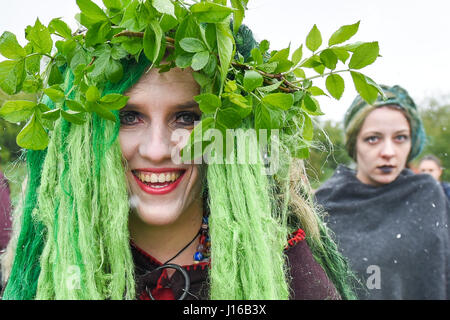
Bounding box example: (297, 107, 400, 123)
(174, 100, 199, 110)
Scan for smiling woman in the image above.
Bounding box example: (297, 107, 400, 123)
(0, 0, 386, 301)
(315, 85, 450, 299)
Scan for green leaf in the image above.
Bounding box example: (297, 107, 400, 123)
(309, 86, 327, 97)
(230, 0, 246, 34)
(90, 102, 117, 121)
(143, 20, 164, 64)
(100, 93, 129, 110)
(106, 59, 124, 83)
(259, 40, 270, 53)
(76, 0, 108, 23)
(0, 31, 26, 59)
(86, 86, 101, 102)
(41, 108, 61, 121)
(300, 55, 322, 68)
(303, 94, 318, 113)
(216, 106, 242, 129)
(48, 64, 64, 86)
(175, 53, 193, 68)
(243, 70, 263, 92)
(256, 80, 282, 93)
(194, 93, 222, 114)
(0, 60, 26, 95)
(262, 93, 294, 110)
(16, 113, 49, 150)
(250, 47, 263, 65)
(255, 102, 282, 131)
(302, 113, 314, 141)
(26, 18, 53, 54)
(268, 47, 290, 63)
(291, 44, 303, 66)
(257, 62, 278, 73)
(216, 22, 234, 90)
(191, 51, 210, 71)
(44, 86, 65, 103)
(85, 20, 111, 47)
(331, 47, 350, 63)
(180, 38, 206, 53)
(49, 18, 73, 39)
(191, 2, 233, 23)
(61, 109, 86, 124)
(66, 100, 86, 112)
(320, 48, 338, 70)
(325, 74, 345, 100)
(306, 24, 322, 52)
(102, 0, 122, 10)
(153, 0, 176, 17)
(0, 100, 36, 123)
(348, 42, 379, 69)
(328, 21, 360, 46)
(350, 71, 379, 104)
(293, 68, 305, 78)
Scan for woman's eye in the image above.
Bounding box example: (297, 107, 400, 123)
(364, 136, 379, 144)
(395, 134, 409, 142)
(175, 111, 200, 126)
(119, 111, 140, 125)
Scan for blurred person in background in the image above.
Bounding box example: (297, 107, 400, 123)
(418, 155, 450, 200)
(315, 85, 450, 299)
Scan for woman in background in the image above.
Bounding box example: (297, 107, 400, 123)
(315, 85, 450, 299)
(418, 155, 450, 200)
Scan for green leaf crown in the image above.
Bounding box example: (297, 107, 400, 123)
(0, 0, 383, 159)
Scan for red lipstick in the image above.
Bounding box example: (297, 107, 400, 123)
(132, 169, 186, 195)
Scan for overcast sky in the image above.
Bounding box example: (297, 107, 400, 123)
(1, 0, 449, 122)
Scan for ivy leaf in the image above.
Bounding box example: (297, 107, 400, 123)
(348, 42, 379, 69)
(26, 18, 53, 55)
(100, 93, 129, 110)
(0, 60, 26, 95)
(191, 2, 233, 23)
(320, 48, 338, 70)
(194, 93, 221, 114)
(0, 31, 27, 59)
(16, 113, 49, 150)
(351, 71, 379, 104)
(76, 0, 108, 23)
(191, 51, 210, 71)
(153, 0, 176, 18)
(180, 38, 206, 53)
(325, 74, 345, 100)
(0, 100, 36, 123)
(49, 18, 73, 39)
(262, 93, 294, 110)
(306, 24, 322, 52)
(243, 70, 263, 92)
(328, 21, 360, 46)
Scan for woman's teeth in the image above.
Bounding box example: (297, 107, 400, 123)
(136, 171, 181, 184)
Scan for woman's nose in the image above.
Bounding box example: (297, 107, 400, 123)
(380, 140, 395, 158)
(138, 124, 173, 164)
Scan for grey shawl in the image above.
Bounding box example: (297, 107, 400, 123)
(315, 165, 450, 300)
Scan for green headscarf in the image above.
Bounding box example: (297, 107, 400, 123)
(344, 84, 426, 161)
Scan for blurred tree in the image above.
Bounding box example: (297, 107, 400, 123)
(415, 99, 450, 182)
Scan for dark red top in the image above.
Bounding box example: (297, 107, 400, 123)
(131, 229, 340, 300)
(0, 171, 12, 251)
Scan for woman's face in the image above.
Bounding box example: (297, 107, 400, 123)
(119, 67, 203, 227)
(418, 160, 442, 181)
(355, 106, 412, 186)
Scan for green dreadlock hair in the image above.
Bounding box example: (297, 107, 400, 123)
(2, 25, 357, 300)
